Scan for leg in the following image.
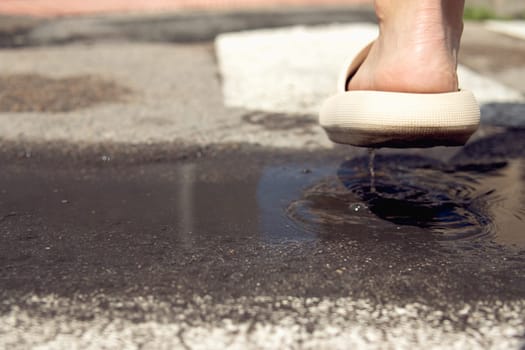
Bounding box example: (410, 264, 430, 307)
(348, 0, 465, 93)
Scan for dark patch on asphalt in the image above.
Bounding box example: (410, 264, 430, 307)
(0, 74, 132, 112)
(0, 129, 524, 310)
(0, 27, 35, 48)
(481, 103, 525, 128)
(0, 15, 44, 48)
(0, 7, 376, 48)
(243, 111, 317, 131)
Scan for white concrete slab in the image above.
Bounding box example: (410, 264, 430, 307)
(216, 23, 524, 116)
(216, 24, 378, 115)
(486, 20, 525, 40)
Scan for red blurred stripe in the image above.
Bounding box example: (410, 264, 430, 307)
(0, 0, 372, 17)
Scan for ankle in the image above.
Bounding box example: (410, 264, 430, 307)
(375, 0, 464, 47)
(347, 0, 465, 93)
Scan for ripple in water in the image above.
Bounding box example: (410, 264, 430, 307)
(287, 154, 496, 241)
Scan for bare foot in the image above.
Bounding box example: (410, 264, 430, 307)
(348, 0, 465, 93)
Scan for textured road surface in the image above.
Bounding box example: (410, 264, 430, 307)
(0, 9, 524, 349)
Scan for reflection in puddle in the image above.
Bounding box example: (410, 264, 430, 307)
(368, 148, 376, 193)
(475, 159, 525, 249)
(286, 153, 525, 249)
(175, 163, 196, 249)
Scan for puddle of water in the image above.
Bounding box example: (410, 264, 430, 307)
(288, 153, 525, 248)
(0, 131, 524, 302)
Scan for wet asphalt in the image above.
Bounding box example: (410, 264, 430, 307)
(1, 128, 525, 310)
(0, 130, 524, 348)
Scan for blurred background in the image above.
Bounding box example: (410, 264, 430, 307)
(0, 0, 523, 17)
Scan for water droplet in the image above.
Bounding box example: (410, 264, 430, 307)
(349, 203, 366, 212)
(18, 151, 32, 159)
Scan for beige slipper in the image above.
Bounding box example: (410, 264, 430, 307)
(319, 42, 480, 148)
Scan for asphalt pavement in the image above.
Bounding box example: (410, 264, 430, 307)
(0, 7, 524, 350)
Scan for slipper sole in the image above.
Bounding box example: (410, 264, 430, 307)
(319, 90, 480, 148)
